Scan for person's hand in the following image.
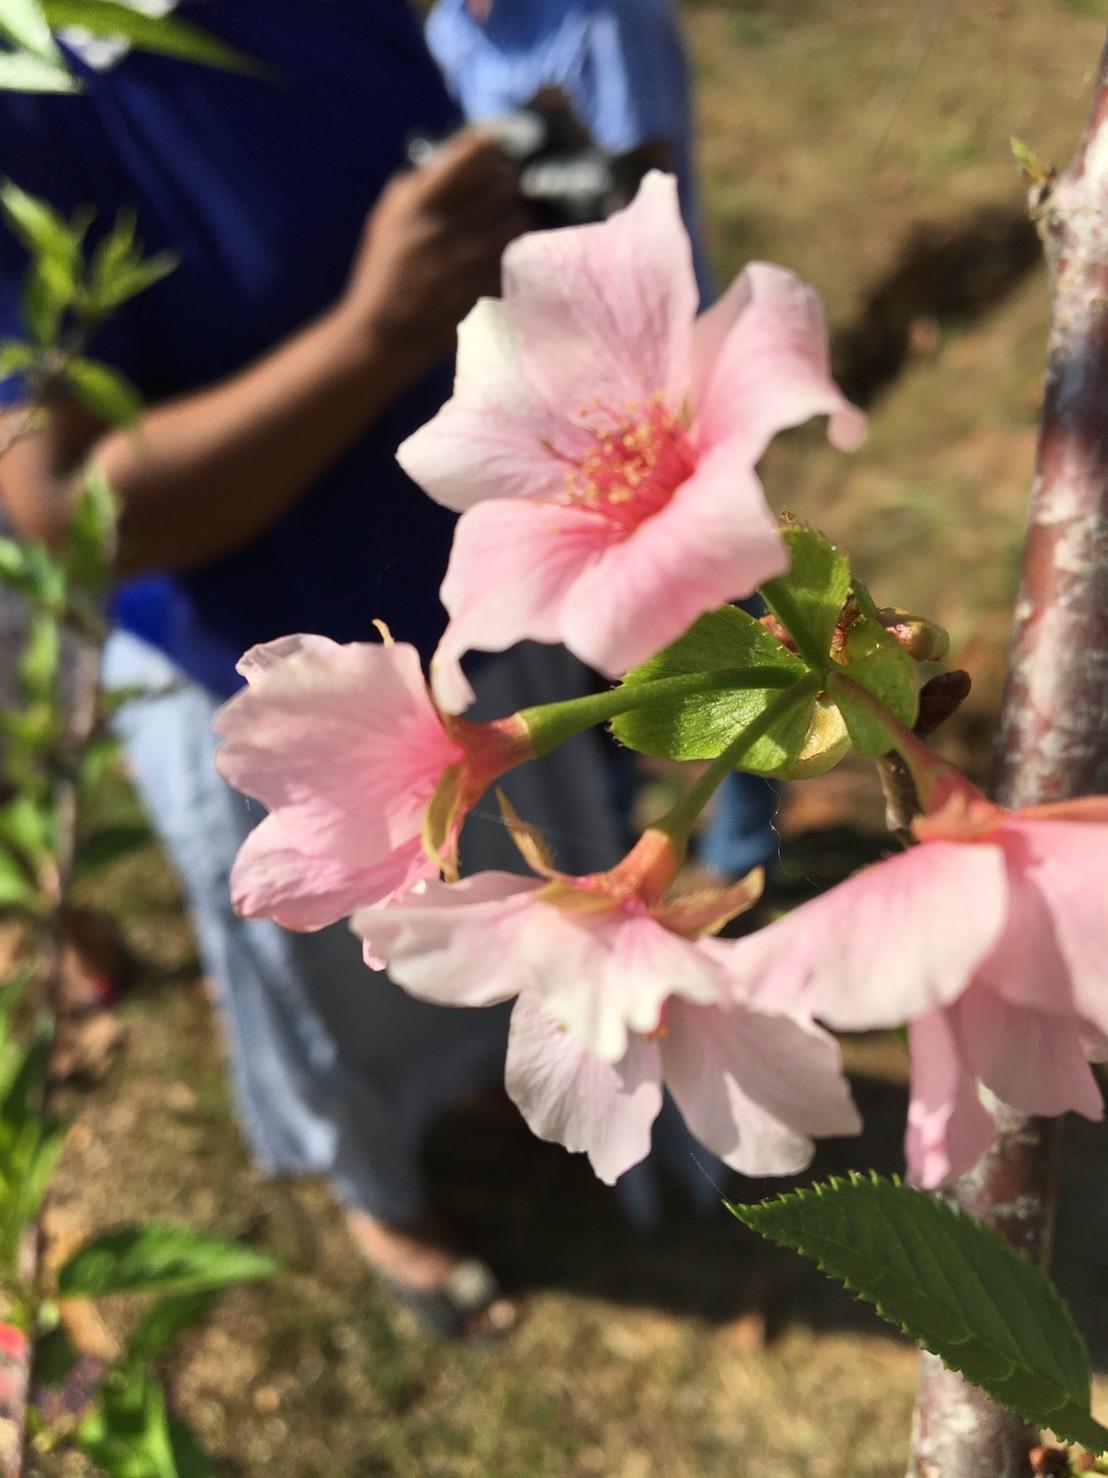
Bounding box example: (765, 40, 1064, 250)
(340, 127, 531, 372)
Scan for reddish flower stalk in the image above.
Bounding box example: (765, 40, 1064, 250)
(908, 37, 1108, 1478)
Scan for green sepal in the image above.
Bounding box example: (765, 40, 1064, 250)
(760, 525, 850, 673)
(830, 588, 919, 755)
(729, 1172, 1108, 1457)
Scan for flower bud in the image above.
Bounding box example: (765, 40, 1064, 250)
(876, 607, 950, 663)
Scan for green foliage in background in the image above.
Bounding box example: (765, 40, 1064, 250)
(0, 0, 258, 93)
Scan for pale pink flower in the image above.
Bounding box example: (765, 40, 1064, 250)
(397, 171, 865, 712)
(351, 833, 860, 1184)
(213, 633, 529, 930)
(734, 782, 1108, 1188)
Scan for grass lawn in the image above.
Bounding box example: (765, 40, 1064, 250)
(27, 2, 1108, 1473)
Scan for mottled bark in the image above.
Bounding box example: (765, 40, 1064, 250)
(908, 35, 1108, 1478)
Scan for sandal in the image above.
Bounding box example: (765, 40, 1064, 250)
(381, 1256, 512, 1340)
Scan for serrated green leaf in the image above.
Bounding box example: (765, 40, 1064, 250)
(728, 1173, 1108, 1456)
(58, 1223, 279, 1299)
(64, 356, 141, 425)
(0, 48, 79, 91)
(126, 1292, 216, 1366)
(610, 605, 809, 770)
(760, 526, 850, 672)
(0, 0, 61, 64)
(40, 0, 264, 75)
(66, 461, 118, 593)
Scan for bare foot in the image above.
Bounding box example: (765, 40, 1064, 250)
(345, 1208, 516, 1338)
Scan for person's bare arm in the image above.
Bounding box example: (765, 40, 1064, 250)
(0, 129, 528, 577)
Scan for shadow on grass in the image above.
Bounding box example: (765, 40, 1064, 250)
(832, 207, 1042, 407)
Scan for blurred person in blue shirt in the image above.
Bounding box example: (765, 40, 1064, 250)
(0, 0, 624, 1336)
(427, 1, 779, 875)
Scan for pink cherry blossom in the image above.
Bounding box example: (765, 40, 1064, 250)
(213, 633, 529, 930)
(397, 171, 866, 712)
(351, 833, 860, 1184)
(734, 783, 1108, 1188)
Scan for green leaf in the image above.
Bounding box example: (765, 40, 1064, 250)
(16, 1119, 66, 1223)
(166, 1419, 213, 1478)
(58, 1223, 279, 1299)
(21, 255, 68, 344)
(611, 605, 810, 772)
(32, 1324, 79, 1387)
(828, 593, 919, 756)
(74, 822, 154, 879)
(0, 537, 65, 610)
(40, 0, 264, 75)
(18, 607, 60, 701)
(77, 1365, 178, 1478)
(85, 211, 176, 312)
(729, 1173, 1108, 1456)
(0, 49, 79, 91)
(63, 356, 141, 425)
(0, 0, 62, 64)
(0, 795, 54, 868)
(126, 1292, 217, 1366)
(0, 844, 37, 908)
(65, 461, 118, 594)
(0, 180, 80, 278)
(760, 526, 850, 672)
(0, 337, 36, 378)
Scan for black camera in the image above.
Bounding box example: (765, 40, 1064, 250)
(407, 105, 638, 228)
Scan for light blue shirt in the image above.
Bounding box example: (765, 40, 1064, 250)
(425, 0, 714, 298)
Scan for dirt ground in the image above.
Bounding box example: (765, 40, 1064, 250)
(20, 1, 1108, 1473)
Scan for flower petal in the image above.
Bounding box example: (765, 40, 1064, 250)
(503, 171, 698, 415)
(905, 1008, 995, 1189)
(350, 872, 544, 1006)
(730, 840, 1009, 1031)
(397, 298, 585, 512)
(691, 262, 865, 459)
(955, 988, 1104, 1122)
(505, 991, 663, 1185)
(662, 1001, 861, 1177)
(519, 906, 726, 1062)
(232, 819, 431, 930)
(431, 498, 611, 712)
(983, 819, 1108, 1038)
(560, 453, 788, 677)
(214, 638, 459, 866)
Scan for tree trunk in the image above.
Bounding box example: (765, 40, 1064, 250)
(907, 32, 1108, 1477)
